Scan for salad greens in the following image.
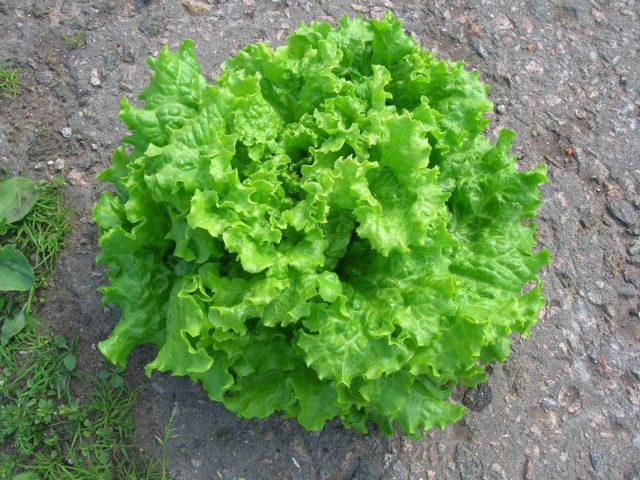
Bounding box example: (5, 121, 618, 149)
(93, 12, 549, 436)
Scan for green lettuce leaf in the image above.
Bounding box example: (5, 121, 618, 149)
(94, 12, 549, 436)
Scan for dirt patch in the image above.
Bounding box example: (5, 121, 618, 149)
(1, 0, 639, 479)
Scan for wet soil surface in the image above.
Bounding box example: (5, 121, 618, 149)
(1, 0, 639, 479)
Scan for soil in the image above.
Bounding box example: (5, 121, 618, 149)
(1, 0, 639, 479)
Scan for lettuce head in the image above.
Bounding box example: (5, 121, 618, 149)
(93, 12, 549, 436)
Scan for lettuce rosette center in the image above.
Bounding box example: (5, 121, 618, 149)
(93, 12, 549, 436)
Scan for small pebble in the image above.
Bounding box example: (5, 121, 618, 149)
(523, 457, 534, 480)
(139, 14, 168, 37)
(454, 445, 481, 480)
(490, 463, 508, 480)
(182, 0, 213, 14)
(61, 127, 72, 138)
(470, 38, 488, 58)
(607, 200, 638, 228)
(53, 158, 65, 172)
(625, 462, 640, 480)
(122, 43, 135, 64)
(496, 104, 507, 114)
(66, 170, 87, 187)
(102, 50, 120, 74)
(90, 69, 101, 86)
(524, 60, 544, 75)
(627, 273, 640, 289)
(589, 452, 607, 474)
(35, 69, 53, 85)
(33, 162, 43, 170)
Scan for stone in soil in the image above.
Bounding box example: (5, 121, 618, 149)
(589, 451, 607, 475)
(102, 50, 120, 75)
(469, 38, 488, 58)
(455, 445, 482, 480)
(486, 463, 508, 480)
(626, 462, 640, 480)
(462, 382, 493, 412)
(35, 70, 53, 85)
(607, 200, 638, 228)
(52, 158, 65, 172)
(523, 457, 534, 480)
(122, 43, 135, 64)
(182, 0, 213, 14)
(626, 272, 640, 289)
(135, 0, 152, 10)
(31, 3, 50, 18)
(139, 14, 168, 37)
(66, 170, 88, 186)
(90, 69, 101, 87)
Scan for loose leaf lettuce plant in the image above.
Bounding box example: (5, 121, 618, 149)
(93, 13, 549, 436)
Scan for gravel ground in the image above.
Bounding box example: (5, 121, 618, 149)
(1, 0, 639, 479)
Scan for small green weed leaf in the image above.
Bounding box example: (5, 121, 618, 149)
(0, 246, 35, 291)
(0, 305, 27, 346)
(98, 369, 111, 380)
(53, 334, 68, 349)
(109, 375, 124, 388)
(0, 64, 19, 99)
(63, 353, 77, 371)
(0, 176, 39, 224)
(12, 473, 39, 480)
